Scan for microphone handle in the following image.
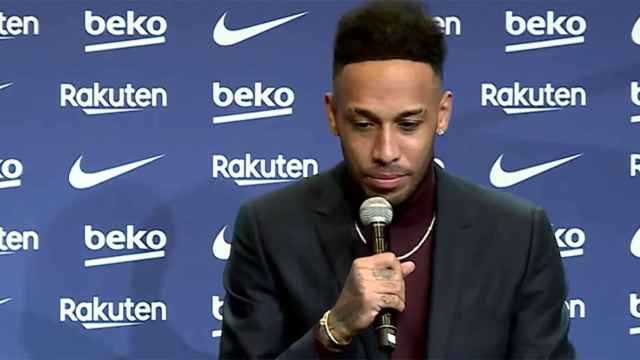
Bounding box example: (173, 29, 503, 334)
(371, 222, 397, 353)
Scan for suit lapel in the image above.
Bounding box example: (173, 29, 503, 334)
(312, 163, 358, 292)
(312, 163, 387, 360)
(313, 208, 356, 293)
(426, 165, 475, 358)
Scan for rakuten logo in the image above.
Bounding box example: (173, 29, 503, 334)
(564, 298, 586, 319)
(481, 82, 586, 114)
(432, 16, 461, 36)
(554, 226, 585, 258)
(212, 154, 318, 186)
(60, 83, 167, 115)
(211, 295, 224, 338)
(83, 225, 166, 267)
(84, 10, 167, 53)
(0, 227, 39, 255)
(0, 158, 23, 190)
(59, 296, 167, 330)
(0, 12, 39, 39)
(505, 11, 586, 53)
(631, 154, 640, 177)
(211, 82, 295, 124)
(631, 82, 640, 123)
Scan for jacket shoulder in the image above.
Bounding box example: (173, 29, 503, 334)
(241, 167, 331, 218)
(439, 168, 541, 220)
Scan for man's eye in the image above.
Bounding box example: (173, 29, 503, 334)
(398, 121, 419, 131)
(354, 121, 373, 129)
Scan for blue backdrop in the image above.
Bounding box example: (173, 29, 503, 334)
(0, 0, 638, 358)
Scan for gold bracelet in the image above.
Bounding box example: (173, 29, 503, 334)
(320, 310, 352, 347)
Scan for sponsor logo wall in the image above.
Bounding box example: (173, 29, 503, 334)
(0, 1, 636, 358)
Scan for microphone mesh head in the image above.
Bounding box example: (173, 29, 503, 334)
(359, 197, 393, 225)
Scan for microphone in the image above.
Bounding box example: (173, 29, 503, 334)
(359, 197, 396, 353)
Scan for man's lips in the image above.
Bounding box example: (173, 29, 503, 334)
(363, 174, 408, 191)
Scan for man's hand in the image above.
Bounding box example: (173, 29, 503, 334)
(328, 252, 416, 341)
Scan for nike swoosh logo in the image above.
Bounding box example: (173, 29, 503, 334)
(213, 11, 307, 46)
(69, 154, 164, 190)
(212, 225, 231, 260)
(0, 82, 13, 91)
(632, 17, 640, 45)
(631, 227, 640, 258)
(0, 297, 12, 306)
(490, 153, 582, 188)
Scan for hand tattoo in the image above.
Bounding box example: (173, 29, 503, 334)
(373, 268, 394, 280)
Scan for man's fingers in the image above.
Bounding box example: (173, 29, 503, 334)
(401, 261, 416, 277)
(373, 280, 403, 294)
(355, 253, 403, 281)
(363, 252, 399, 268)
(379, 294, 405, 312)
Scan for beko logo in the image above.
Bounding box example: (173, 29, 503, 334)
(60, 83, 167, 115)
(212, 82, 295, 124)
(554, 226, 585, 258)
(564, 298, 586, 319)
(631, 154, 640, 177)
(629, 293, 640, 335)
(481, 82, 586, 114)
(433, 16, 461, 36)
(505, 11, 586, 53)
(83, 225, 166, 267)
(213, 11, 307, 46)
(0, 158, 23, 190)
(631, 82, 640, 123)
(59, 297, 167, 330)
(84, 10, 167, 53)
(0, 227, 39, 255)
(212, 154, 318, 186)
(0, 12, 39, 39)
(211, 295, 224, 338)
(212, 225, 231, 260)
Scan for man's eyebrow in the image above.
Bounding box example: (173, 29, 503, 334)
(396, 108, 425, 118)
(348, 107, 426, 120)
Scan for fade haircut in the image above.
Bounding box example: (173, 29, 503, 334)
(332, 0, 446, 82)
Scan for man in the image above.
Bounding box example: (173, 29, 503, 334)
(220, 1, 575, 359)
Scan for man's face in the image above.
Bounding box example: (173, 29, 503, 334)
(324, 59, 453, 205)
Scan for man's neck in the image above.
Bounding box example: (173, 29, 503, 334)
(393, 160, 436, 227)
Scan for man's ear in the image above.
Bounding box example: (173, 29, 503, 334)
(324, 92, 340, 136)
(436, 90, 453, 134)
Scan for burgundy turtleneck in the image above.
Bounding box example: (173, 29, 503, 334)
(389, 161, 436, 359)
(355, 161, 437, 359)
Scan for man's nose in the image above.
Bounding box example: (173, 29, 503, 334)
(372, 126, 400, 165)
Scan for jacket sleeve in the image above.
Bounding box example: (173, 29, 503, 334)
(219, 204, 324, 359)
(507, 206, 577, 359)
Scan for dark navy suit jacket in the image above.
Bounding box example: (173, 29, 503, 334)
(220, 162, 576, 359)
